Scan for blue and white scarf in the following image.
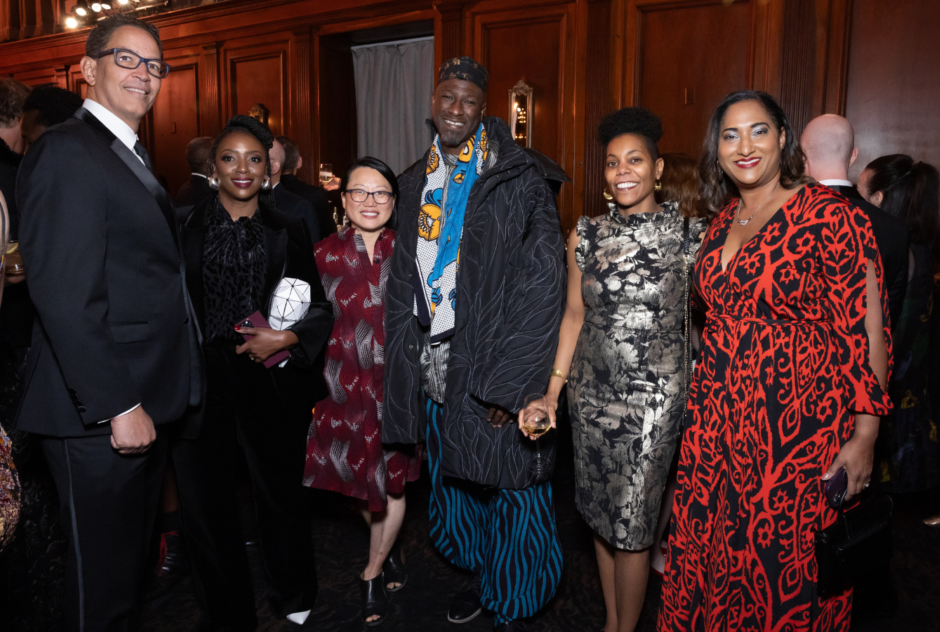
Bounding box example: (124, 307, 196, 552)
(414, 124, 488, 342)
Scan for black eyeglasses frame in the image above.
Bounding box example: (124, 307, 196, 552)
(94, 47, 171, 79)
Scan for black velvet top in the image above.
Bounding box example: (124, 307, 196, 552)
(201, 199, 267, 344)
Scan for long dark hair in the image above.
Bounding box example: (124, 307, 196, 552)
(340, 157, 400, 231)
(656, 153, 712, 219)
(208, 115, 278, 216)
(865, 154, 940, 273)
(699, 90, 811, 214)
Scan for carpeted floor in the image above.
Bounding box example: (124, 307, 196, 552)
(137, 413, 940, 632)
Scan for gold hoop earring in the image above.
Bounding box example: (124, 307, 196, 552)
(654, 181, 662, 192)
(602, 190, 614, 201)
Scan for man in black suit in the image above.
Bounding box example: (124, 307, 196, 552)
(174, 135, 213, 209)
(277, 135, 337, 238)
(802, 114, 910, 327)
(270, 137, 322, 244)
(15, 15, 202, 630)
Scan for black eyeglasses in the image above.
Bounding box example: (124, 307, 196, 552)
(95, 48, 171, 79)
(345, 189, 394, 204)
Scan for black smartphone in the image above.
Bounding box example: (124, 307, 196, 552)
(825, 467, 849, 509)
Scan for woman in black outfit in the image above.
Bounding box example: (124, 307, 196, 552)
(171, 115, 333, 631)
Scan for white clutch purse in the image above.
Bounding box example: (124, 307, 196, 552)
(268, 277, 312, 368)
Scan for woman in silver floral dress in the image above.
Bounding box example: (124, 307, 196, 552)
(523, 108, 704, 632)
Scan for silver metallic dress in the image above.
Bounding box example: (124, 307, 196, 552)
(568, 202, 704, 550)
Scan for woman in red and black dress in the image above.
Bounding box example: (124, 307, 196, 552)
(659, 91, 892, 632)
(303, 157, 421, 627)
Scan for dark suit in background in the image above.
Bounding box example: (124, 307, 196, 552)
(273, 183, 322, 246)
(16, 107, 202, 630)
(280, 173, 336, 240)
(174, 172, 213, 209)
(829, 184, 910, 327)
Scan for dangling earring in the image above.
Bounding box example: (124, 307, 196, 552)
(602, 190, 614, 201)
(208, 177, 220, 190)
(654, 181, 662, 192)
(261, 176, 272, 191)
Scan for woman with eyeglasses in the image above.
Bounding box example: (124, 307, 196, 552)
(303, 157, 421, 627)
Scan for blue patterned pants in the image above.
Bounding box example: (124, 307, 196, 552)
(424, 395, 563, 623)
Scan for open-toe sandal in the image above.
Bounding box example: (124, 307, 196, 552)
(382, 542, 408, 593)
(360, 573, 388, 627)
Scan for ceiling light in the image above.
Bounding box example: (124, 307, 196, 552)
(101, 2, 111, 7)
(91, 2, 101, 11)
(74, 1, 89, 15)
(117, 0, 129, 4)
(66, 16, 78, 28)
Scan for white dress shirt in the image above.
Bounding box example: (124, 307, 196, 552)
(819, 178, 854, 188)
(83, 97, 144, 422)
(82, 98, 145, 166)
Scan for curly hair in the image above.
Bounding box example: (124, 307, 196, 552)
(0, 78, 30, 128)
(699, 90, 811, 214)
(208, 115, 277, 214)
(597, 107, 663, 160)
(655, 153, 711, 219)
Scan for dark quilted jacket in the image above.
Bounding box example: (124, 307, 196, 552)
(382, 117, 566, 489)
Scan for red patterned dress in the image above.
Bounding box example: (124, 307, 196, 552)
(303, 227, 421, 512)
(659, 184, 893, 631)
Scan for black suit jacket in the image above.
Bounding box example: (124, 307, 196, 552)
(272, 183, 322, 246)
(830, 184, 910, 328)
(14, 108, 203, 436)
(174, 174, 213, 211)
(280, 173, 337, 240)
(181, 197, 332, 423)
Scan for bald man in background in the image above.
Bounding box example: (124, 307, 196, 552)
(270, 137, 321, 245)
(802, 114, 909, 326)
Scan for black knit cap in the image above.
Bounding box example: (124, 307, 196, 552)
(438, 57, 488, 93)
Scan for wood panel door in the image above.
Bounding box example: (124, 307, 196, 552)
(622, 0, 783, 159)
(843, 0, 940, 179)
(148, 52, 202, 196)
(470, 1, 579, 230)
(222, 36, 290, 136)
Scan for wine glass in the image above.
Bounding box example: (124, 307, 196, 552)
(522, 393, 553, 478)
(5, 241, 24, 274)
(319, 163, 333, 185)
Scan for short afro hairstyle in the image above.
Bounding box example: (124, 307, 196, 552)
(597, 107, 663, 160)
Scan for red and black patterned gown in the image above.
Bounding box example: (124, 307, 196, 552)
(659, 184, 893, 631)
(303, 227, 421, 512)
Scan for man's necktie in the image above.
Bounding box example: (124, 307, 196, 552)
(134, 141, 153, 173)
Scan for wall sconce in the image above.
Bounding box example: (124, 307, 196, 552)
(248, 103, 270, 128)
(509, 80, 533, 148)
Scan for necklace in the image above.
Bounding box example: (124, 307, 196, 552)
(736, 181, 779, 226)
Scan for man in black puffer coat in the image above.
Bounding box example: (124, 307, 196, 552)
(382, 58, 566, 632)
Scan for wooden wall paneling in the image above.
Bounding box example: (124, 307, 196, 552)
(843, 0, 940, 180)
(200, 42, 223, 138)
(777, 0, 816, 135)
(222, 36, 290, 136)
(625, 0, 753, 159)
(581, 0, 613, 220)
(470, 1, 579, 231)
(288, 27, 314, 183)
(434, 0, 471, 60)
(148, 50, 202, 195)
(821, 0, 851, 115)
(68, 64, 87, 97)
(13, 65, 68, 87)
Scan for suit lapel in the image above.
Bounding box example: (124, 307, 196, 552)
(73, 107, 180, 247)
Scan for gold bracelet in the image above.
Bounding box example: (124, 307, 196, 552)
(550, 368, 567, 382)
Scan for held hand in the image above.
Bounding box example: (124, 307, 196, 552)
(487, 405, 511, 428)
(322, 177, 341, 192)
(822, 431, 877, 503)
(517, 397, 557, 440)
(110, 406, 156, 455)
(234, 327, 298, 363)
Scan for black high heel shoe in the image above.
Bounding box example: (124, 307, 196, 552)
(360, 572, 388, 627)
(382, 542, 408, 592)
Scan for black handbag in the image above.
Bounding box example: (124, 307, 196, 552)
(814, 492, 893, 597)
